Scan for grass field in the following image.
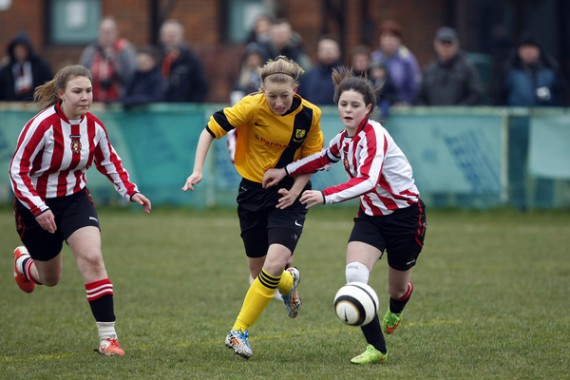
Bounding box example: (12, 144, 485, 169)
(1, 205, 569, 379)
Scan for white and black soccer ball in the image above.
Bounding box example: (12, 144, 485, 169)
(333, 282, 379, 327)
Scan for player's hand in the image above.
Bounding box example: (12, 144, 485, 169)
(275, 188, 299, 209)
(299, 190, 324, 209)
(132, 193, 152, 214)
(35, 209, 57, 234)
(262, 168, 286, 189)
(182, 171, 203, 191)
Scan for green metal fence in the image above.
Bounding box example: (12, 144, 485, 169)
(1, 103, 569, 210)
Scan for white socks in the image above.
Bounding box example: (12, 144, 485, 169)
(96, 321, 117, 341)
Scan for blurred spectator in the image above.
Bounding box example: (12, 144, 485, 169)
(244, 14, 273, 50)
(417, 27, 483, 105)
(369, 61, 397, 118)
(350, 45, 372, 77)
(0, 33, 52, 101)
(371, 20, 421, 105)
(499, 34, 564, 107)
(350, 45, 396, 117)
(79, 17, 137, 103)
(297, 35, 342, 105)
(122, 46, 165, 108)
(261, 18, 311, 70)
(229, 43, 265, 105)
(159, 19, 209, 103)
(498, 34, 565, 210)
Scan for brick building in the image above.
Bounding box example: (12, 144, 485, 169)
(0, 0, 567, 104)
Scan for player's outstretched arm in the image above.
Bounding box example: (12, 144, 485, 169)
(182, 129, 215, 192)
(131, 193, 152, 214)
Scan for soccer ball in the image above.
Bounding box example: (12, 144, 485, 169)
(333, 282, 379, 327)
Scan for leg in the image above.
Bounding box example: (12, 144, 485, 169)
(234, 243, 292, 330)
(248, 256, 283, 301)
(33, 255, 64, 286)
(13, 202, 65, 291)
(226, 243, 295, 359)
(346, 241, 382, 272)
(67, 226, 107, 283)
(387, 266, 413, 300)
(67, 226, 124, 356)
(345, 241, 387, 362)
(14, 246, 63, 292)
(247, 256, 265, 280)
(382, 266, 414, 334)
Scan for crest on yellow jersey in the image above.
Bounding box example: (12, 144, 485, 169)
(292, 129, 306, 143)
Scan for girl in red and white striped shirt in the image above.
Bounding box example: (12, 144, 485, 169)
(9, 65, 151, 356)
(263, 67, 427, 364)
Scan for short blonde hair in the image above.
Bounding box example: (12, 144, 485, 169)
(260, 55, 304, 85)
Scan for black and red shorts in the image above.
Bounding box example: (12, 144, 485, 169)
(14, 188, 100, 261)
(348, 199, 427, 271)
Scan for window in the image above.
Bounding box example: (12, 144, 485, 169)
(48, 0, 101, 44)
(226, 0, 267, 43)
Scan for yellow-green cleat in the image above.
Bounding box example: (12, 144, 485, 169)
(350, 344, 387, 364)
(382, 309, 403, 334)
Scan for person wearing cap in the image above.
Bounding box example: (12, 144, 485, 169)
(370, 20, 421, 106)
(417, 26, 483, 105)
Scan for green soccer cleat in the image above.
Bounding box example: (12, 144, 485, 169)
(382, 309, 403, 334)
(350, 344, 387, 365)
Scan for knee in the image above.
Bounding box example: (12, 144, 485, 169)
(345, 262, 370, 284)
(41, 274, 61, 287)
(81, 251, 105, 269)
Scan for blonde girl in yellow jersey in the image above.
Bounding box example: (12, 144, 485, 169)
(182, 56, 324, 359)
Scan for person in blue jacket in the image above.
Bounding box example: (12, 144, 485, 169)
(297, 35, 342, 105)
(500, 34, 564, 107)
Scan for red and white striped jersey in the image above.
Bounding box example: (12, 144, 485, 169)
(286, 118, 419, 216)
(9, 103, 138, 216)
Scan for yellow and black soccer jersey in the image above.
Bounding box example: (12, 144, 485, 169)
(206, 93, 324, 183)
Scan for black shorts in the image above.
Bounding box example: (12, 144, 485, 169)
(348, 199, 427, 271)
(14, 188, 101, 261)
(237, 178, 309, 258)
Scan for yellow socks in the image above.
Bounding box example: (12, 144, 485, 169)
(277, 268, 293, 295)
(233, 269, 280, 331)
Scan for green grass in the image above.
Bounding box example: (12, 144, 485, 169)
(1, 206, 569, 379)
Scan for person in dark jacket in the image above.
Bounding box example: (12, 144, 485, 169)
(0, 33, 53, 101)
(122, 46, 165, 107)
(499, 34, 565, 210)
(417, 27, 483, 105)
(158, 19, 209, 103)
(297, 35, 342, 105)
(500, 34, 564, 107)
(260, 18, 311, 71)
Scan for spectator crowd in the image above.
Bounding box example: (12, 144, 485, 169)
(0, 16, 566, 112)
